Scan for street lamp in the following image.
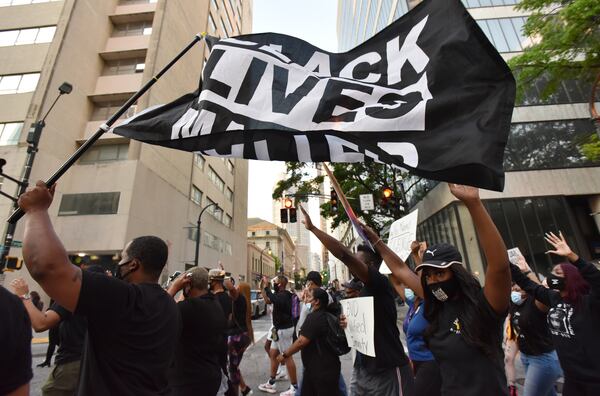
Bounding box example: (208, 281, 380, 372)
(194, 202, 220, 267)
(260, 245, 272, 278)
(1, 82, 72, 271)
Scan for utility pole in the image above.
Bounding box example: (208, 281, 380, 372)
(0, 82, 72, 272)
(194, 202, 220, 267)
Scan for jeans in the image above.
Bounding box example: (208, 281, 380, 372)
(520, 351, 563, 396)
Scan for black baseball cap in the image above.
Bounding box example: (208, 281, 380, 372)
(415, 243, 463, 271)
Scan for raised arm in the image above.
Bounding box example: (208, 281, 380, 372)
(450, 184, 511, 314)
(546, 231, 600, 299)
(9, 278, 61, 332)
(225, 278, 240, 300)
(510, 264, 552, 309)
(19, 182, 81, 312)
(299, 205, 369, 282)
(260, 276, 274, 305)
(359, 223, 423, 298)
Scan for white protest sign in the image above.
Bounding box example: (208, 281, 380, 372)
(379, 210, 419, 274)
(340, 296, 376, 357)
(359, 194, 375, 211)
(507, 247, 523, 265)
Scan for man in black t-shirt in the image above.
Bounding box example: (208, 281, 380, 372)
(17, 181, 179, 396)
(167, 267, 227, 396)
(10, 277, 87, 395)
(0, 285, 32, 396)
(208, 268, 233, 393)
(299, 206, 414, 396)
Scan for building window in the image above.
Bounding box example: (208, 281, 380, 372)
(461, 0, 520, 9)
(476, 17, 528, 53)
(226, 159, 234, 174)
(223, 15, 233, 34)
(517, 77, 589, 106)
(91, 102, 136, 121)
(112, 21, 153, 37)
(80, 144, 129, 164)
(224, 214, 232, 228)
(265, 231, 270, 236)
(210, 0, 218, 8)
(484, 196, 580, 276)
(208, 166, 225, 192)
(0, 73, 40, 94)
(225, 187, 233, 202)
(251, 231, 256, 236)
(207, 197, 223, 222)
(0, 26, 56, 46)
(203, 231, 232, 255)
(102, 58, 146, 76)
(193, 153, 205, 170)
(0, 0, 61, 7)
(191, 185, 203, 205)
(58, 192, 120, 216)
(0, 122, 23, 145)
(504, 119, 600, 171)
(219, 17, 228, 37)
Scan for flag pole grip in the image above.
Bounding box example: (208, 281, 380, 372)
(7, 33, 205, 224)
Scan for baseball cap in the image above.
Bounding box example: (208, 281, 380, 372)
(415, 243, 463, 271)
(342, 278, 364, 291)
(208, 268, 226, 281)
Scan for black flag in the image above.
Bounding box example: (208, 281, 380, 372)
(114, 0, 515, 191)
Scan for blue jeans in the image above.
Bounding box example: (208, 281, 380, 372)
(520, 351, 563, 396)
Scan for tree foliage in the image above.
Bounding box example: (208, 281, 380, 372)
(507, 0, 600, 98)
(272, 162, 408, 234)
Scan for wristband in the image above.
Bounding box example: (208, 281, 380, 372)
(20, 293, 31, 300)
(523, 270, 531, 275)
(373, 238, 383, 248)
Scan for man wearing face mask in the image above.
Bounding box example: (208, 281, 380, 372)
(168, 267, 227, 396)
(17, 181, 179, 396)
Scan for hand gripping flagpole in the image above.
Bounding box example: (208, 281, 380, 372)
(7, 33, 206, 225)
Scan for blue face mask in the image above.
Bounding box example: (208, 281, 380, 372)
(511, 291, 524, 305)
(405, 289, 415, 302)
(306, 303, 312, 312)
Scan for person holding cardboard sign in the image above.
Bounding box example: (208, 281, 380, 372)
(299, 205, 414, 396)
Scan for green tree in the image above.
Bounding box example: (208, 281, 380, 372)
(580, 133, 600, 161)
(273, 162, 408, 233)
(507, 0, 600, 99)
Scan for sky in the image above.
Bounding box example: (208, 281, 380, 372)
(246, 0, 339, 222)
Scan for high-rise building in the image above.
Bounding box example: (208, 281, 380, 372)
(0, 0, 253, 288)
(338, 0, 600, 279)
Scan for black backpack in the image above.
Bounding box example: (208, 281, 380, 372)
(318, 312, 351, 356)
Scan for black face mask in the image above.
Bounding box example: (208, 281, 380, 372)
(115, 262, 135, 281)
(547, 274, 566, 291)
(428, 278, 459, 302)
(273, 283, 280, 293)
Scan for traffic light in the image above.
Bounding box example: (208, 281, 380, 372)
(284, 197, 293, 209)
(289, 207, 297, 223)
(381, 187, 394, 207)
(330, 189, 339, 213)
(280, 208, 288, 223)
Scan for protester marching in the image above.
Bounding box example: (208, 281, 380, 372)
(1, 0, 600, 396)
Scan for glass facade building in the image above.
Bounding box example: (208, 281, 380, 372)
(337, 0, 600, 275)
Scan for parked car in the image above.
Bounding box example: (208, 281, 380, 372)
(250, 290, 267, 318)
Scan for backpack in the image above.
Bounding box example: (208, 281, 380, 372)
(291, 292, 301, 324)
(318, 312, 351, 356)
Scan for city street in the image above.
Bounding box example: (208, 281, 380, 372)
(27, 302, 558, 395)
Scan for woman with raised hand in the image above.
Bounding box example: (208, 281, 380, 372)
(359, 183, 512, 396)
(510, 231, 600, 396)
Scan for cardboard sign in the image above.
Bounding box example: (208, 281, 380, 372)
(380, 210, 419, 274)
(340, 296, 376, 357)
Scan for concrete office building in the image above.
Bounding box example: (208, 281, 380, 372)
(338, 0, 600, 280)
(0, 0, 253, 288)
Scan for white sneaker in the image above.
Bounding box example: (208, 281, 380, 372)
(275, 369, 288, 381)
(258, 381, 277, 394)
(279, 385, 296, 396)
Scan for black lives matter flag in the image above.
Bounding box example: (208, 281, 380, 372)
(114, 0, 515, 191)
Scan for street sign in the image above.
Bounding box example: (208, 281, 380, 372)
(359, 194, 374, 211)
(11, 240, 22, 248)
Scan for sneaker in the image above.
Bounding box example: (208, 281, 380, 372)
(241, 387, 253, 396)
(275, 369, 288, 381)
(279, 385, 296, 396)
(258, 382, 277, 394)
